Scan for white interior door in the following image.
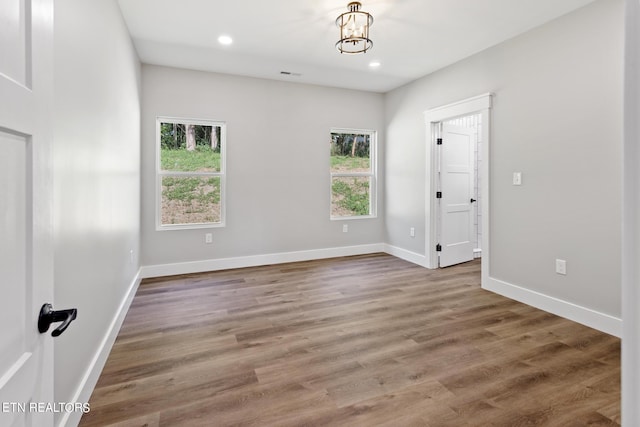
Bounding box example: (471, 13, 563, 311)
(438, 123, 476, 267)
(0, 0, 54, 425)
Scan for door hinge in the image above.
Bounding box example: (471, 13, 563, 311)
(436, 191, 442, 199)
(436, 244, 442, 252)
(436, 138, 443, 145)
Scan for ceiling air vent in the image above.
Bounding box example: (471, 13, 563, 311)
(280, 71, 302, 77)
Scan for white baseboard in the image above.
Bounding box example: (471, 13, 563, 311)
(384, 244, 428, 268)
(483, 275, 622, 338)
(140, 244, 386, 278)
(58, 270, 142, 427)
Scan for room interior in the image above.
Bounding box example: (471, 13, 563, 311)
(9, 0, 640, 425)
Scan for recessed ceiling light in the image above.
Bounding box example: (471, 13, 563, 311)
(369, 61, 381, 68)
(218, 35, 233, 46)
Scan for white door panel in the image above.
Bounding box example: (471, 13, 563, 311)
(0, 0, 29, 87)
(0, 131, 27, 376)
(0, 0, 54, 425)
(439, 124, 475, 268)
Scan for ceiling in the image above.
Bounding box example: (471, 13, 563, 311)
(117, 0, 596, 93)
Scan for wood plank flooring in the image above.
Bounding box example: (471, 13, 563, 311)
(80, 254, 620, 426)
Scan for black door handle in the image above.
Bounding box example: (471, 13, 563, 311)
(38, 303, 77, 337)
(470, 198, 477, 203)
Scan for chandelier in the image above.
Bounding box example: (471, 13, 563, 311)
(335, 2, 373, 54)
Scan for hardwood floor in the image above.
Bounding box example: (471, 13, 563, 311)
(80, 254, 620, 426)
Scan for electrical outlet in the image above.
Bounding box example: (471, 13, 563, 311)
(410, 227, 415, 237)
(342, 224, 348, 233)
(205, 233, 213, 244)
(129, 249, 134, 264)
(555, 259, 567, 275)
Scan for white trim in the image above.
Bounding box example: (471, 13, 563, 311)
(623, 0, 640, 424)
(158, 221, 225, 231)
(424, 93, 492, 122)
(0, 352, 31, 389)
(424, 93, 493, 269)
(329, 215, 377, 221)
(140, 244, 386, 278)
(58, 270, 142, 427)
(383, 244, 427, 267)
(483, 276, 622, 338)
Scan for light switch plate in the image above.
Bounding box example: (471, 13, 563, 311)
(513, 172, 522, 186)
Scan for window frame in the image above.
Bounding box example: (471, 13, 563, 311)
(329, 128, 377, 220)
(155, 116, 227, 230)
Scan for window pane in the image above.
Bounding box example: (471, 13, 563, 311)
(331, 176, 371, 217)
(160, 123, 222, 172)
(330, 133, 370, 173)
(161, 176, 221, 225)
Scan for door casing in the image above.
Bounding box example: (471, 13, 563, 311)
(423, 93, 492, 274)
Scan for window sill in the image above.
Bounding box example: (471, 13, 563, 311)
(330, 215, 377, 221)
(156, 222, 225, 231)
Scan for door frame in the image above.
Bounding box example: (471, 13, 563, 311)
(423, 93, 492, 271)
(623, 0, 639, 424)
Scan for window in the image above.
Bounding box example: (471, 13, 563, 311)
(157, 117, 226, 229)
(330, 129, 376, 219)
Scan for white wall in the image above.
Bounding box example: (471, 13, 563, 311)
(385, 0, 623, 323)
(53, 0, 141, 425)
(141, 66, 385, 269)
